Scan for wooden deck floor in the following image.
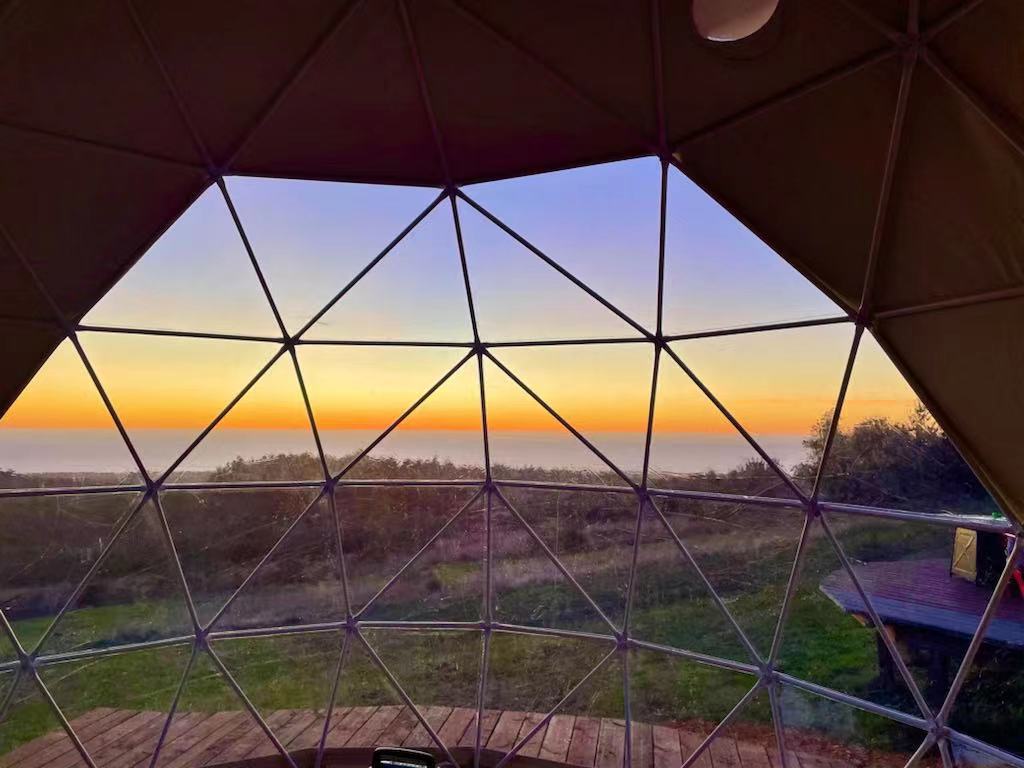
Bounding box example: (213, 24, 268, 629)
(0, 705, 857, 768)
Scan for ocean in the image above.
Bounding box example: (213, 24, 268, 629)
(0, 428, 807, 476)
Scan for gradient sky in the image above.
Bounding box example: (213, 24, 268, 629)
(1, 158, 920, 440)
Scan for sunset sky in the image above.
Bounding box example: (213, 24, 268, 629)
(1, 158, 919, 443)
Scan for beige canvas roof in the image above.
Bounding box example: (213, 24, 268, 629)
(1, 0, 1022, 520)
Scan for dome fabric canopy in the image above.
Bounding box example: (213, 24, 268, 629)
(1, 1, 1022, 523)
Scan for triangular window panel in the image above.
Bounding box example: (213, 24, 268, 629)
(776, 516, 924, 716)
(662, 169, 841, 335)
(652, 496, 805, 658)
(208, 632, 340, 761)
(224, 177, 441, 335)
(166, 353, 322, 482)
(81, 186, 282, 337)
(491, 491, 617, 634)
(820, 331, 1002, 515)
(209, 495, 345, 633)
(153, 649, 279, 768)
(498, 487, 637, 630)
(628, 647, 765, 768)
(341, 361, 486, 481)
(318, 638, 414, 753)
(295, 345, 468, 477)
(39, 642, 193, 767)
(481, 633, 621, 766)
(0, 626, 14, 662)
(161, 487, 324, 627)
(648, 352, 794, 498)
(488, 345, 653, 482)
(0, 490, 141, 653)
(484, 357, 622, 484)
(0, 672, 81, 763)
(462, 157, 661, 333)
(669, 323, 854, 495)
(77, 333, 280, 478)
(629, 502, 754, 665)
(0, 339, 141, 484)
(361, 629, 482, 754)
(779, 684, 936, 767)
(457, 199, 644, 342)
(32, 499, 192, 656)
(338, 485, 485, 622)
(305, 203, 474, 343)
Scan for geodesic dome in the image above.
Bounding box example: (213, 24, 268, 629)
(1, 2, 1023, 768)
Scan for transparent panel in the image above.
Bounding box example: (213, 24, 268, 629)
(211, 495, 345, 632)
(295, 345, 468, 477)
(482, 633, 621, 765)
(361, 629, 482, 754)
(28, 500, 193, 656)
(0, 339, 141, 485)
(78, 333, 280, 477)
(489, 344, 654, 480)
(0, 492, 140, 651)
(210, 632, 339, 761)
(463, 157, 661, 331)
(320, 638, 405, 753)
(484, 357, 624, 485)
(305, 203, 474, 342)
(629, 502, 754, 664)
(819, 331, 1002, 516)
(0, 672, 82, 764)
(662, 169, 840, 334)
(167, 353, 321, 482)
(39, 643, 193, 767)
(671, 324, 854, 494)
(779, 684, 934, 767)
(629, 647, 767, 768)
(492, 492, 617, 634)
(649, 348, 795, 498)
(337, 485, 484, 621)
(650, 497, 806, 659)
(457, 199, 642, 342)
(81, 186, 281, 337)
(497, 487, 637, 629)
(152, 649, 277, 767)
(777, 516, 924, 716)
(931, 536, 1023, 762)
(161, 487, 324, 627)
(224, 177, 440, 335)
(0, 627, 14, 662)
(342, 361, 486, 481)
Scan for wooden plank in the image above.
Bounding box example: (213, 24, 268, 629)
(453, 707, 490, 748)
(78, 711, 166, 767)
(375, 706, 419, 747)
(651, 725, 682, 768)
(631, 722, 654, 768)
(566, 716, 601, 768)
(486, 710, 528, 754)
(679, 730, 712, 768)
(288, 708, 339, 753)
(52, 710, 161, 768)
(595, 719, 625, 768)
(538, 714, 575, 763)
(515, 712, 549, 758)
(403, 705, 451, 749)
(208, 709, 294, 764)
(0, 707, 120, 768)
(347, 705, 403, 748)
(324, 706, 378, 748)
(18, 708, 137, 768)
(154, 710, 249, 768)
(114, 712, 205, 768)
(708, 735, 742, 768)
(735, 737, 773, 767)
(275, 710, 319, 749)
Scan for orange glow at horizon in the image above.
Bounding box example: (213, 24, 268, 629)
(2, 335, 920, 436)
